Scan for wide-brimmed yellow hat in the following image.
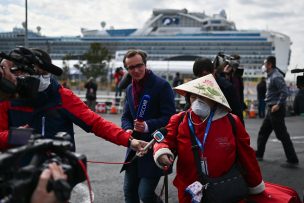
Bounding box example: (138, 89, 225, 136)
(174, 74, 231, 111)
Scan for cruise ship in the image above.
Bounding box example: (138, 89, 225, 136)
(0, 8, 291, 78)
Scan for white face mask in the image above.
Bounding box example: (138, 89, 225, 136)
(191, 98, 211, 118)
(33, 74, 51, 92)
(261, 65, 266, 73)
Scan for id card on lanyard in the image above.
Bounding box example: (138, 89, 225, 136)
(188, 111, 214, 175)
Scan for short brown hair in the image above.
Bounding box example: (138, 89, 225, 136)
(266, 56, 276, 67)
(123, 49, 147, 68)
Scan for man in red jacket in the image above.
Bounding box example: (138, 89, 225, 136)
(0, 47, 147, 152)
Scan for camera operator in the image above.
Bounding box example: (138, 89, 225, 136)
(0, 47, 147, 152)
(31, 163, 67, 203)
(222, 54, 246, 122)
(293, 75, 304, 115)
(210, 54, 244, 124)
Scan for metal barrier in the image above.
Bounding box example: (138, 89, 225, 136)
(77, 93, 186, 113)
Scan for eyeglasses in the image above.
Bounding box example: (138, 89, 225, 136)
(126, 63, 144, 71)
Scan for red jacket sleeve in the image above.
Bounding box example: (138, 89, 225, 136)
(59, 87, 130, 147)
(0, 101, 10, 150)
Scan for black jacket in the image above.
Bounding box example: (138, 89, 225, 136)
(293, 89, 304, 115)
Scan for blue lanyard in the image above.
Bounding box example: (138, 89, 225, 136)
(188, 111, 214, 153)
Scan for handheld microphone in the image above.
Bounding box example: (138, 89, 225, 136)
(126, 128, 167, 168)
(291, 69, 304, 74)
(136, 94, 150, 121)
(140, 127, 167, 153)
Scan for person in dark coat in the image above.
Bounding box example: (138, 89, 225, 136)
(293, 75, 304, 115)
(121, 50, 176, 203)
(257, 77, 267, 118)
(192, 57, 244, 124)
(256, 56, 299, 168)
(84, 77, 97, 111)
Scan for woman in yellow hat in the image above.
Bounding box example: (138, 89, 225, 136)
(153, 74, 265, 203)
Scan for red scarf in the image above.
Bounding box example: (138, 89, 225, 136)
(132, 69, 150, 110)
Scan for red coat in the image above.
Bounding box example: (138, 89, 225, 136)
(154, 110, 264, 203)
(0, 84, 130, 150)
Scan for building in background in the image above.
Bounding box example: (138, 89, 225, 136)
(0, 8, 291, 79)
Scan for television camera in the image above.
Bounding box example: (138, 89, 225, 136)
(0, 46, 62, 98)
(0, 47, 41, 97)
(0, 132, 87, 203)
(291, 68, 304, 87)
(213, 52, 244, 77)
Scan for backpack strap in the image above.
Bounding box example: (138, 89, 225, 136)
(227, 113, 236, 137)
(187, 111, 209, 184)
(178, 111, 186, 125)
(188, 112, 238, 185)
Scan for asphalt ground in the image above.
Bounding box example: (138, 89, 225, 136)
(70, 114, 304, 203)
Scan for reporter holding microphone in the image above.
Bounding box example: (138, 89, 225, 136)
(121, 50, 176, 203)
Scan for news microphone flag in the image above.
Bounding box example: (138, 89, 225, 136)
(141, 127, 167, 152)
(120, 94, 151, 172)
(136, 94, 150, 121)
(135, 127, 167, 159)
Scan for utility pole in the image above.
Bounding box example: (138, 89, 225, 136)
(24, 0, 28, 47)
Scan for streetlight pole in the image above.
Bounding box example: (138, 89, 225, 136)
(24, 0, 28, 47)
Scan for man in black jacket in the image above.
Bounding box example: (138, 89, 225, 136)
(192, 57, 244, 124)
(256, 56, 298, 168)
(257, 77, 266, 118)
(84, 77, 97, 111)
(293, 75, 304, 115)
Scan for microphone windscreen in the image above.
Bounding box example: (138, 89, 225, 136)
(136, 94, 150, 120)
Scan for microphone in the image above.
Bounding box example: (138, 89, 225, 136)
(134, 127, 167, 159)
(136, 94, 150, 121)
(291, 69, 304, 73)
(142, 127, 167, 152)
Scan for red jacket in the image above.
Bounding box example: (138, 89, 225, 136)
(0, 83, 130, 150)
(154, 109, 264, 203)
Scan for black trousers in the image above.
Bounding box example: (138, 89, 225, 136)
(256, 105, 299, 163)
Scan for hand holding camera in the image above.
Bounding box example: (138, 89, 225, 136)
(31, 163, 67, 203)
(0, 133, 87, 203)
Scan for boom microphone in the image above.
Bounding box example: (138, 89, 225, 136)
(136, 94, 150, 121)
(291, 69, 304, 73)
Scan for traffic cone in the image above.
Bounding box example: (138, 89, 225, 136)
(248, 102, 256, 118)
(110, 99, 118, 114)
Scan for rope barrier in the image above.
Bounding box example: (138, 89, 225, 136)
(87, 160, 132, 165)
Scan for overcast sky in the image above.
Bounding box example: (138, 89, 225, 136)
(1, 0, 304, 77)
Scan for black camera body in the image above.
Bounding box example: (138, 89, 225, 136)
(0, 49, 39, 98)
(0, 133, 87, 203)
(214, 52, 240, 70)
(213, 52, 244, 77)
(291, 68, 304, 88)
(0, 75, 41, 99)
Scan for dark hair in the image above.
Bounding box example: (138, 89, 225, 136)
(193, 57, 214, 77)
(266, 56, 276, 67)
(123, 49, 147, 68)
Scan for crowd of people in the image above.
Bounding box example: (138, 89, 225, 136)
(0, 46, 302, 203)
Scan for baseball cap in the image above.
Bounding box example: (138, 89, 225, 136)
(30, 48, 63, 76)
